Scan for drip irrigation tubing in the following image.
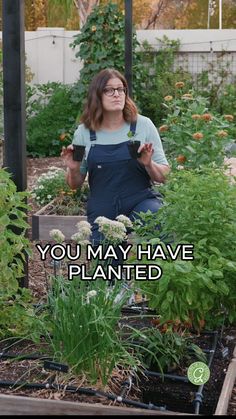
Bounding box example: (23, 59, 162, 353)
(0, 330, 219, 413)
(193, 330, 218, 415)
(0, 379, 166, 411)
(0, 352, 52, 361)
(144, 370, 189, 383)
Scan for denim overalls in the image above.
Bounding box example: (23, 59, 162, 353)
(86, 121, 162, 245)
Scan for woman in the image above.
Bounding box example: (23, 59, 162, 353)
(61, 68, 170, 245)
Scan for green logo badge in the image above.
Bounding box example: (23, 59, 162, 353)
(187, 362, 210, 385)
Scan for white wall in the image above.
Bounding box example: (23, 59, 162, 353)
(0, 28, 236, 85)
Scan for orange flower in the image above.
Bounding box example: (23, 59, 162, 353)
(217, 130, 228, 137)
(159, 125, 169, 132)
(164, 95, 173, 101)
(176, 155, 186, 163)
(199, 319, 205, 330)
(60, 133, 67, 141)
(201, 113, 213, 121)
(182, 93, 193, 100)
(175, 81, 185, 88)
(191, 114, 201, 120)
(192, 132, 204, 140)
(224, 114, 234, 122)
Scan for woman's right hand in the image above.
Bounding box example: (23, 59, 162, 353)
(61, 145, 80, 171)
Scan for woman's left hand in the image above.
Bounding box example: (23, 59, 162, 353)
(137, 143, 154, 167)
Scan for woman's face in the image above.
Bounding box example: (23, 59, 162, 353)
(101, 77, 126, 113)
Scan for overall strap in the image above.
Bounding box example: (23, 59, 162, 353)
(89, 130, 97, 142)
(129, 120, 137, 136)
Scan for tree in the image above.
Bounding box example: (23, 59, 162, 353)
(25, 0, 47, 30)
(73, 0, 99, 28)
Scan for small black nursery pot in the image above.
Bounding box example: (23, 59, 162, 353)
(128, 140, 141, 159)
(73, 145, 86, 162)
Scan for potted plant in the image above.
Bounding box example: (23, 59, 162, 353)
(127, 130, 141, 159)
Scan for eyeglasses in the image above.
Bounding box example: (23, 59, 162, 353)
(103, 87, 127, 97)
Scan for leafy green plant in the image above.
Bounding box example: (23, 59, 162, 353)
(138, 36, 193, 127)
(132, 327, 206, 372)
(195, 50, 236, 110)
(26, 83, 79, 157)
(215, 84, 236, 141)
(131, 167, 236, 330)
(0, 169, 30, 292)
(70, 1, 143, 113)
(160, 89, 234, 169)
(0, 47, 3, 138)
(0, 288, 42, 340)
(0, 169, 42, 340)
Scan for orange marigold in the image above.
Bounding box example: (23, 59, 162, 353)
(164, 95, 173, 101)
(217, 130, 228, 137)
(176, 155, 186, 163)
(201, 113, 213, 121)
(224, 114, 234, 122)
(175, 81, 185, 88)
(192, 132, 204, 140)
(159, 125, 169, 132)
(60, 133, 67, 141)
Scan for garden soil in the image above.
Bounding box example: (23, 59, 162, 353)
(0, 157, 235, 415)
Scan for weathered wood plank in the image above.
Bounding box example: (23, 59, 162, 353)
(214, 358, 236, 415)
(0, 394, 190, 415)
(32, 214, 87, 241)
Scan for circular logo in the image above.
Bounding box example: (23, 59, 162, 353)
(187, 362, 210, 385)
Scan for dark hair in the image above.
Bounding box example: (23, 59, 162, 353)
(80, 68, 138, 130)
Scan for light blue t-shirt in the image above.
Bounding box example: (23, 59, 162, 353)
(72, 114, 168, 175)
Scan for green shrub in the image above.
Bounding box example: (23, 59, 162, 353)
(0, 168, 41, 339)
(26, 83, 79, 157)
(159, 90, 234, 169)
(132, 167, 236, 330)
(137, 36, 193, 126)
(0, 47, 3, 138)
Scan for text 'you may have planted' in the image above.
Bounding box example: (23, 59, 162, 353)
(36, 243, 194, 281)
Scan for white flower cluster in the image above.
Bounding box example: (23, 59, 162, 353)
(31, 168, 67, 206)
(71, 220, 92, 244)
(86, 289, 97, 304)
(95, 216, 127, 244)
(116, 214, 133, 229)
(49, 229, 65, 243)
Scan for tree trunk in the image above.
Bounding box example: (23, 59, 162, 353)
(73, 0, 100, 29)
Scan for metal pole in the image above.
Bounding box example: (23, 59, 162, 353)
(2, 0, 28, 287)
(219, 0, 222, 29)
(124, 0, 133, 98)
(207, 0, 211, 29)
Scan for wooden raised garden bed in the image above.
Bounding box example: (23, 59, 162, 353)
(0, 326, 235, 416)
(31, 200, 87, 241)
